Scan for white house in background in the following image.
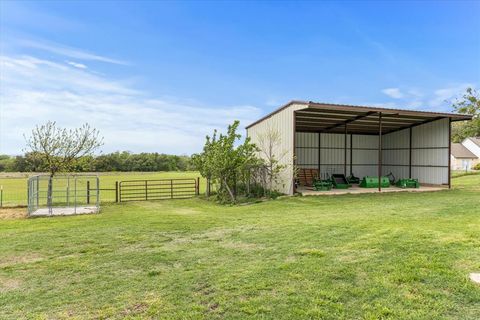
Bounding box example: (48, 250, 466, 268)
(450, 143, 478, 171)
(462, 137, 480, 158)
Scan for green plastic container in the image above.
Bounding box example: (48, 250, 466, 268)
(395, 178, 420, 189)
(359, 176, 390, 188)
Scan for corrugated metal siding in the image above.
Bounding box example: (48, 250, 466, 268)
(382, 129, 409, 148)
(412, 167, 448, 185)
(412, 118, 449, 148)
(247, 103, 308, 194)
(351, 135, 378, 178)
(381, 118, 449, 185)
(295, 133, 378, 179)
(353, 135, 378, 149)
(295, 132, 318, 148)
(352, 165, 378, 177)
(321, 133, 350, 148)
(383, 165, 409, 180)
(411, 118, 449, 184)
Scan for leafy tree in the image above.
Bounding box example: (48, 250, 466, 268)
(25, 121, 103, 207)
(0, 155, 15, 171)
(192, 121, 260, 203)
(451, 88, 480, 142)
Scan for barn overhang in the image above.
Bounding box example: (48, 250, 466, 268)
(294, 101, 472, 135)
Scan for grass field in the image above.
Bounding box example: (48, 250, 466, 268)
(0, 171, 204, 206)
(1, 174, 479, 319)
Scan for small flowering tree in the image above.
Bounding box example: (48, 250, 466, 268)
(25, 121, 103, 208)
(192, 121, 260, 203)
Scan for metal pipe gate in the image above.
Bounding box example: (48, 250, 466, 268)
(119, 178, 199, 202)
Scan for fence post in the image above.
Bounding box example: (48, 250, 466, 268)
(196, 177, 200, 196)
(170, 180, 173, 199)
(145, 180, 148, 200)
(1, 185, 3, 208)
(87, 181, 90, 204)
(115, 181, 119, 203)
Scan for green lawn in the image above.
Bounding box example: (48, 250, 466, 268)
(0, 171, 204, 206)
(1, 175, 480, 319)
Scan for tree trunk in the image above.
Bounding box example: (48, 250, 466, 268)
(223, 177, 235, 203)
(206, 177, 210, 197)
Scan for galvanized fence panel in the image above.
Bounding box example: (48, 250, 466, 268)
(119, 178, 199, 202)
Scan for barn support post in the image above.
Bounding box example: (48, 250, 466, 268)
(344, 124, 348, 176)
(409, 127, 413, 179)
(317, 132, 321, 175)
(378, 112, 383, 192)
(448, 117, 452, 189)
(293, 111, 297, 194)
(350, 134, 353, 176)
(318, 132, 322, 179)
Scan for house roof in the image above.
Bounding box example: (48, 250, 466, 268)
(451, 143, 478, 159)
(246, 100, 473, 135)
(468, 137, 480, 147)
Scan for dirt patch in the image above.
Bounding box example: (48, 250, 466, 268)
(0, 276, 22, 292)
(175, 208, 201, 215)
(220, 241, 263, 250)
(0, 207, 27, 220)
(165, 225, 262, 249)
(0, 253, 45, 268)
(121, 302, 149, 317)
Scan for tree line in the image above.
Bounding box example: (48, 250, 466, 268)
(0, 151, 193, 172)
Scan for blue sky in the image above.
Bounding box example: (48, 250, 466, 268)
(1, 1, 479, 155)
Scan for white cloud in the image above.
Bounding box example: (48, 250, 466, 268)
(381, 88, 404, 99)
(0, 55, 261, 155)
(66, 61, 87, 69)
(429, 83, 474, 107)
(17, 39, 128, 65)
(368, 83, 478, 112)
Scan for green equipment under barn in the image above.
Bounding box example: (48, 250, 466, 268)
(395, 178, 420, 189)
(331, 174, 352, 189)
(359, 176, 390, 188)
(313, 179, 333, 191)
(347, 173, 360, 184)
